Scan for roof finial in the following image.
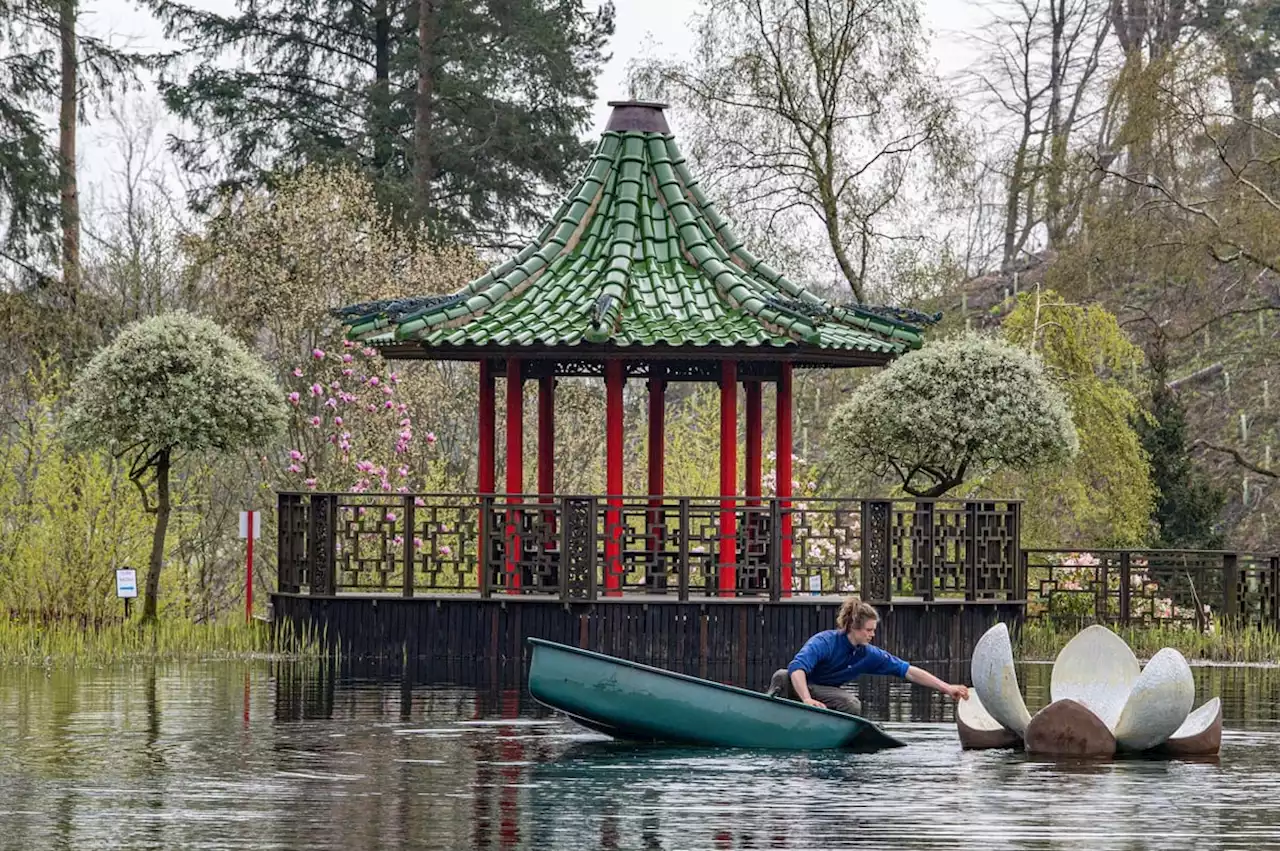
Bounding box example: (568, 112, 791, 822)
(605, 100, 670, 133)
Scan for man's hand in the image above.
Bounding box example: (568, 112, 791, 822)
(803, 697, 827, 709)
(945, 683, 970, 701)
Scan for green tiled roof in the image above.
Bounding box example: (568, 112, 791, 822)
(337, 104, 929, 359)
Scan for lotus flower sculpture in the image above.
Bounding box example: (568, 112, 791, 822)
(957, 623, 1222, 757)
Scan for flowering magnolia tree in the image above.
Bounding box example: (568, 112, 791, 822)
(66, 312, 287, 622)
(830, 334, 1080, 497)
(278, 339, 444, 493)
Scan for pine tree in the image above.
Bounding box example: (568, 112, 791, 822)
(1137, 351, 1227, 549)
(149, 0, 615, 247)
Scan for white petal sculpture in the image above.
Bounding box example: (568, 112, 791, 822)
(959, 623, 1222, 758)
(1161, 697, 1223, 756)
(970, 622, 1031, 734)
(1112, 647, 1196, 751)
(1171, 696, 1222, 740)
(956, 690, 1022, 750)
(1049, 624, 1140, 729)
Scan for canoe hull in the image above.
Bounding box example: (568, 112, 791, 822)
(527, 638, 904, 751)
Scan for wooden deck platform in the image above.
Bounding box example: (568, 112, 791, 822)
(270, 592, 1023, 673)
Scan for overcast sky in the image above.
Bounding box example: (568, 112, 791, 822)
(78, 0, 991, 216)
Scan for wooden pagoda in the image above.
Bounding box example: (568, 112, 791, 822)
(335, 101, 932, 599)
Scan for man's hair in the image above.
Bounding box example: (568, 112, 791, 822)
(836, 596, 879, 632)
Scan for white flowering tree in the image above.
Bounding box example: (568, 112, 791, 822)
(66, 312, 287, 622)
(830, 334, 1079, 497)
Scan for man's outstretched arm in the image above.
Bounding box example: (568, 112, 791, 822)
(906, 665, 969, 701)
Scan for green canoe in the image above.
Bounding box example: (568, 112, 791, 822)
(527, 638, 906, 751)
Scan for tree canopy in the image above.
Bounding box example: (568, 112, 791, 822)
(66, 311, 286, 620)
(148, 0, 615, 246)
(829, 334, 1079, 497)
(996, 291, 1155, 547)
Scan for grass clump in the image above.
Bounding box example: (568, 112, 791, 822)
(1016, 620, 1280, 664)
(0, 616, 331, 667)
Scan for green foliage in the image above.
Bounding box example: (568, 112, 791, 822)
(995, 293, 1155, 547)
(150, 0, 615, 244)
(65, 311, 287, 464)
(0, 392, 155, 620)
(1016, 620, 1280, 664)
(1138, 375, 1227, 549)
(829, 333, 1079, 497)
(0, 617, 328, 667)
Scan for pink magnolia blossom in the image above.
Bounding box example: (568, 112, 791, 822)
(324, 398, 338, 409)
(342, 353, 353, 363)
(439, 544, 453, 557)
(289, 449, 304, 461)
(304, 478, 317, 489)
(343, 339, 355, 349)
(397, 465, 410, 478)
(333, 416, 344, 426)
(287, 463, 302, 473)
(342, 368, 354, 377)
(309, 383, 323, 396)
(312, 348, 325, 359)
(386, 511, 397, 523)
(384, 400, 394, 410)
(287, 392, 300, 405)
(425, 432, 437, 445)
(363, 347, 377, 357)
(292, 367, 304, 378)
(389, 372, 400, 384)
(308, 416, 322, 427)
(368, 376, 380, 387)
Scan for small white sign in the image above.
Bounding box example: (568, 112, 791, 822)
(116, 569, 138, 599)
(809, 575, 822, 596)
(238, 510, 262, 539)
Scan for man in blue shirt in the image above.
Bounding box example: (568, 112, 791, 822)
(766, 597, 969, 715)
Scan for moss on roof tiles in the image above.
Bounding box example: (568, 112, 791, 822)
(337, 111, 931, 356)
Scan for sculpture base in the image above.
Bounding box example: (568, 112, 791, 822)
(1024, 699, 1116, 758)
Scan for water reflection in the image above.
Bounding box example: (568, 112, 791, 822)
(0, 661, 1277, 848)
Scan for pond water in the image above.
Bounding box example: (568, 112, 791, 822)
(2, 660, 1279, 849)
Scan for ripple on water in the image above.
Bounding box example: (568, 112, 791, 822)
(0, 661, 1278, 849)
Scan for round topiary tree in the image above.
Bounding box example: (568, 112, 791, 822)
(829, 333, 1079, 497)
(66, 312, 287, 622)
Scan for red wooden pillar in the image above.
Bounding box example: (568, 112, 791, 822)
(777, 363, 794, 597)
(537, 375, 555, 497)
(477, 360, 495, 590)
(646, 369, 666, 567)
(745, 380, 762, 504)
(504, 358, 523, 592)
(605, 360, 625, 595)
(538, 374, 556, 549)
(478, 360, 496, 494)
(719, 360, 738, 596)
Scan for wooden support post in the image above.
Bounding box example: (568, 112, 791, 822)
(605, 360, 625, 595)
(477, 359, 495, 591)
(647, 369, 666, 587)
(777, 363, 793, 598)
(745, 381, 762, 504)
(719, 360, 738, 597)
(505, 358, 523, 592)
(538, 375, 554, 498)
